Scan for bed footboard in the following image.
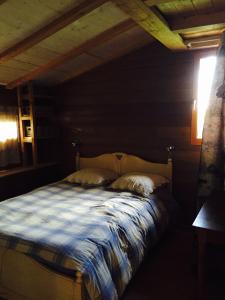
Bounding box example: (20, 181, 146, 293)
(0, 247, 85, 300)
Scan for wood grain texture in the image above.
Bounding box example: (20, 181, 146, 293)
(171, 10, 225, 32)
(54, 42, 211, 224)
(0, 0, 107, 63)
(113, 0, 186, 50)
(36, 26, 152, 85)
(6, 20, 135, 89)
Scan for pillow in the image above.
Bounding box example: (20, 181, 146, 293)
(110, 172, 169, 197)
(64, 168, 118, 187)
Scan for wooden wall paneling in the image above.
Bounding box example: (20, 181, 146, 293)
(0, 85, 17, 105)
(54, 42, 204, 224)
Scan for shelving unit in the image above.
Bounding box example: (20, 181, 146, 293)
(17, 82, 37, 166)
(17, 82, 58, 167)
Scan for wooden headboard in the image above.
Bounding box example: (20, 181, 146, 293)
(76, 152, 173, 187)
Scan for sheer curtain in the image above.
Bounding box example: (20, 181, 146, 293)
(198, 32, 225, 201)
(0, 106, 20, 169)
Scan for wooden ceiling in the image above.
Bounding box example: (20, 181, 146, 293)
(0, 0, 224, 88)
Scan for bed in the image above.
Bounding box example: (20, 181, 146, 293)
(0, 152, 174, 300)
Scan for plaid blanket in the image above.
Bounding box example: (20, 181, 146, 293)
(0, 182, 170, 300)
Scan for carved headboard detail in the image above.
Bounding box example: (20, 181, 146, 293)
(77, 150, 174, 190)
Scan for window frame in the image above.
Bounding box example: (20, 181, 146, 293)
(191, 49, 217, 145)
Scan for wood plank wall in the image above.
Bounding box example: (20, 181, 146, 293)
(0, 86, 61, 200)
(0, 85, 17, 106)
(55, 42, 202, 224)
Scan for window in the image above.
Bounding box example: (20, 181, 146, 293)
(0, 121, 18, 142)
(191, 53, 217, 145)
(0, 106, 20, 169)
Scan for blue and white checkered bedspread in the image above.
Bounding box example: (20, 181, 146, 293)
(0, 181, 170, 300)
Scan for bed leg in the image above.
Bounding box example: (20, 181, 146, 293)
(74, 271, 83, 300)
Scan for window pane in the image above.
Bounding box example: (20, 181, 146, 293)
(197, 56, 216, 139)
(0, 121, 18, 142)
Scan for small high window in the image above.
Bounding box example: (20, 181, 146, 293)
(0, 121, 18, 142)
(0, 107, 20, 169)
(191, 53, 217, 145)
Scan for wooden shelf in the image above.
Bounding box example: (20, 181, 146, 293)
(18, 83, 37, 166)
(23, 137, 32, 143)
(0, 162, 59, 178)
(21, 116, 31, 120)
(18, 82, 57, 167)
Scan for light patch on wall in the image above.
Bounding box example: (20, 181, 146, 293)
(0, 121, 18, 142)
(197, 56, 216, 139)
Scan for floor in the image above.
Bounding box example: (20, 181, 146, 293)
(123, 229, 225, 300)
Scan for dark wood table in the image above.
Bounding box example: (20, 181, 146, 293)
(193, 193, 225, 300)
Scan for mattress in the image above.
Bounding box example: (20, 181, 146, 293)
(0, 181, 172, 300)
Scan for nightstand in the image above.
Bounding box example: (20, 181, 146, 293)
(193, 192, 225, 300)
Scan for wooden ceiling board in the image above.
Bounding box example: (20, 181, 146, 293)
(38, 1, 129, 54)
(0, 47, 61, 83)
(89, 26, 152, 59)
(156, 0, 196, 19)
(37, 28, 151, 86)
(0, 0, 110, 63)
(15, 46, 60, 66)
(53, 28, 152, 84)
(191, 0, 214, 14)
(0, 63, 38, 84)
(0, 0, 81, 52)
(171, 10, 225, 32)
(54, 53, 101, 73)
(0, 64, 30, 84)
(211, 0, 225, 10)
(36, 54, 100, 85)
(144, 0, 178, 5)
(36, 0, 83, 13)
(0, 20, 21, 50)
(6, 19, 135, 89)
(2, 59, 37, 72)
(171, 1, 196, 17)
(0, 0, 225, 87)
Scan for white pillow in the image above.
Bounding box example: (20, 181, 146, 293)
(110, 172, 169, 197)
(65, 168, 118, 187)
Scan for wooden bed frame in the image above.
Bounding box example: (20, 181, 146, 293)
(0, 152, 173, 300)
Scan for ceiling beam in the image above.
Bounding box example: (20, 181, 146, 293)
(113, 0, 186, 50)
(6, 20, 136, 89)
(171, 11, 225, 32)
(0, 0, 107, 63)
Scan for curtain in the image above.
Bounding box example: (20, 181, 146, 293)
(0, 106, 20, 169)
(198, 33, 225, 200)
